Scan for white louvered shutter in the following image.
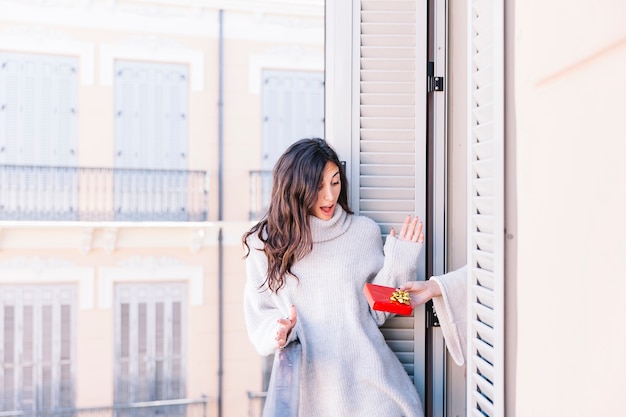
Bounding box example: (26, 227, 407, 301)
(114, 61, 189, 219)
(358, 0, 428, 395)
(0, 285, 76, 412)
(0, 52, 78, 166)
(261, 70, 325, 170)
(467, 0, 505, 416)
(114, 283, 187, 403)
(0, 53, 78, 219)
(114, 61, 188, 170)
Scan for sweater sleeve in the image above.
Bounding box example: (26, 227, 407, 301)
(369, 232, 424, 324)
(431, 265, 468, 366)
(243, 244, 293, 356)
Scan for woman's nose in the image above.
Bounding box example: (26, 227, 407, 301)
(322, 185, 333, 201)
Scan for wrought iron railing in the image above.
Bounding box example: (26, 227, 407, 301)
(0, 165, 208, 222)
(248, 170, 272, 221)
(0, 397, 210, 417)
(246, 391, 266, 417)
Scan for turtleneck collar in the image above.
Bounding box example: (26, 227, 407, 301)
(310, 204, 352, 243)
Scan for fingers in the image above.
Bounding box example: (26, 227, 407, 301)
(399, 215, 410, 238)
(398, 282, 417, 292)
(396, 215, 424, 242)
(275, 306, 297, 349)
(288, 304, 297, 325)
(398, 280, 442, 307)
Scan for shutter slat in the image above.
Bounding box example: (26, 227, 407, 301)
(361, 70, 415, 82)
(473, 214, 494, 234)
(472, 345, 494, 373)
(472, 65, 494, 88)
(361, 11, 417, 23)
(361, 47, 417, 59)
(360, 93, 415, 105)
(473, 319, 494, 346)
(361, 0, 416, 12)
(360, 82, 415, 94)
(361, 23, 416, 35)
(475, 371, 495, 399)
(360, 140, 415, 152)
(475, 303, 495, 328)
(472, 102, 493, 124)
(361, 105, 415, 118)
(472, 196, 494, 215)
(360, 118, 415, 130)
(473, 390, 495, 416)
(473, 231, 494, 252)
(474, 268, 495, 290)
(473, 178, 494, 197)
(360, 164, 414, 176)
(360, 200, 415, 212)
(473, 249, 494, 272)
(360, 176, 415, 188)
(361, 152, 415, 164)
(473, 285, 495, 309)
(360, 188, 414, 200)
(473, 159, 494, 181)
(360, 129, 416, 141)
(473, 136, 494, 157)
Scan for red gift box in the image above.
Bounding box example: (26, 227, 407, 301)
(363, 283, 413, 316)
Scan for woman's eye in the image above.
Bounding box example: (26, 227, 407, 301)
(332, 181, 340, 186)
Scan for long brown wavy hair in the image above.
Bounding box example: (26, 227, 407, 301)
(242, 138, 352, 293)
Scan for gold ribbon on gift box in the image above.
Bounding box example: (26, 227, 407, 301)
(390, 289, 411, 305)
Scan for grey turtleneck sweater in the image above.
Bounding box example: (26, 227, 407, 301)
(244, 205, 426, 417)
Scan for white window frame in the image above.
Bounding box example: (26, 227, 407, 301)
(98, 259, 204, 309)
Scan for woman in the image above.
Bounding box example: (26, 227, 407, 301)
(243, 138, 426, 417)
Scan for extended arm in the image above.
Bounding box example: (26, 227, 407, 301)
(399, 265, 468, 366)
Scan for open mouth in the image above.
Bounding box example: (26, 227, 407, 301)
(320, 204, 335, 216)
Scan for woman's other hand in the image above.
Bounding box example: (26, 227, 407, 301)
(275, 304, 297, 349)
(398, 280, 442, 307)
(390, 215, 424, 243)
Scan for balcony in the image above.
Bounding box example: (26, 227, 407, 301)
(0, 165, 208, 222)
(0, 397, 210, 417)
(248, 170, 272, 221)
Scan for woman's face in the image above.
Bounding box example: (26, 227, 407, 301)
(310, 161, 341, 220)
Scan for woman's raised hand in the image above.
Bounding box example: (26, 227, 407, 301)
(390, 215, 424, 243)
(275, 304, 297, 349)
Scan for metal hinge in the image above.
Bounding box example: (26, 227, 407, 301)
(427, 61, 444, 93)
(426, 300, 440, 327)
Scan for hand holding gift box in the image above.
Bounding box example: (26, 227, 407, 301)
(363, 283, 413, 316)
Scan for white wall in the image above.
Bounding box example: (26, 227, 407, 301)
(514, 1, 626, 415)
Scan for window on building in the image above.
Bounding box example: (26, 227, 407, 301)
(114, 282, 187, 411)
(261, 69, 324, 171)
(0, 52, 79, 220)
(113, 61, 190, 221)
(0, 285, 76, 412)
(250, 70, 325, 220)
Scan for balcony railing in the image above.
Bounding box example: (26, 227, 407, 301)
(248, 170, 272, 221)
(0, 165, 208, 222)
(0, 397, 209, 417)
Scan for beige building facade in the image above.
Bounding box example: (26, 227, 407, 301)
(0, 1, 323, 416)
